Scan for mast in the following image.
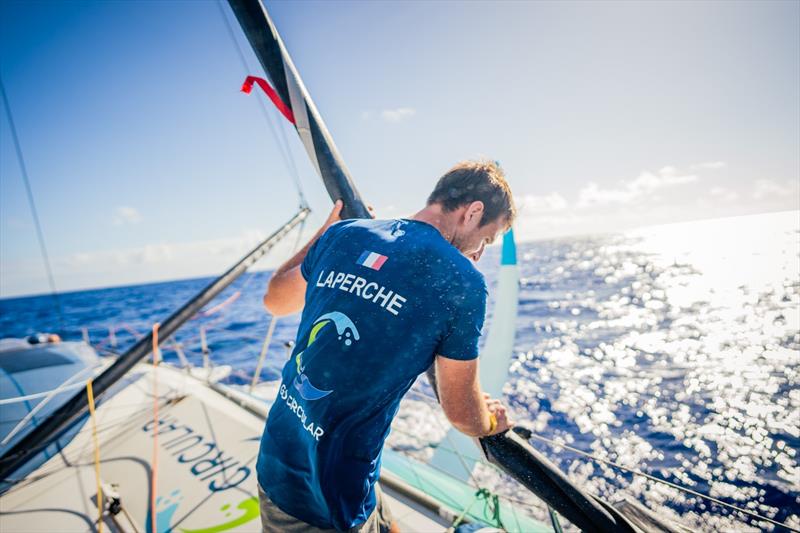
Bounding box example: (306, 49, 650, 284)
(0, 208, 309, 483)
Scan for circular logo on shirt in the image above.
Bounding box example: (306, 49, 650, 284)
(292, 311, 360, 401)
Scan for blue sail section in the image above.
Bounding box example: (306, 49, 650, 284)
(501, 228, 517, 266)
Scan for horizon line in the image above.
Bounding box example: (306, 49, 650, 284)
(1, 208, 797, 301)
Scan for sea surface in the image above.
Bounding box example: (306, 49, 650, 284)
(1, 210, 798, 531)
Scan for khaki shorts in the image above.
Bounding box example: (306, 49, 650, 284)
(258, 483, 394, 533)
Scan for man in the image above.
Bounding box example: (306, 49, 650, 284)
(257, 160, 516, 532)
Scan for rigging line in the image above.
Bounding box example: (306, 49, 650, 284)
(525, 431, 797, 532)
(215, 0, 307, 206)
(150, 323, 160, 533)
(7, 408, 169, 490)
(290, 217, 307, 254)
(386, 433, 542, 526)
(398, 388, 508, 500)
(387, 422, 551, 509)
(200, 205, 309, 320)
(145, 205, 309, 374)
(0, 381, 86, 406)
(194, 221, 298, 328)
(86, 380, 103, 533)
(388, 421, 535, 495)
(0, 77, 64, 329)
(403, 388, 778, 524)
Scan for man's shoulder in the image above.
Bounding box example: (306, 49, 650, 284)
(422, 244, 486, 303)
(454, 257, 486, 291)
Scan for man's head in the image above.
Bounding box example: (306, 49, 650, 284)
(426, 160, 516, 261)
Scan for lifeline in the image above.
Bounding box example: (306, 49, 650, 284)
(315, 269, 407, 316)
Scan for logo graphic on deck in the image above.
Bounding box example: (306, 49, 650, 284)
(144, 488, 259, 533)
(292, 312, 360, 401)
(357, 250, 388, 271)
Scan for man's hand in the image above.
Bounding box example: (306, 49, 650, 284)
(264, 199, 344, 316)
(483, 393, 514, 436)
(263, 199, 375, 316)
(320, 199, 375, 227)
(322, 199, 344, 231)
(435, 356, 515, 437)
(263, 199, 372, 316)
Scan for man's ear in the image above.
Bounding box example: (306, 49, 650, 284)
(464, 201, 485, 228)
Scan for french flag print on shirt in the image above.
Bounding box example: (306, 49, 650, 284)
(357, 250, 388, 271)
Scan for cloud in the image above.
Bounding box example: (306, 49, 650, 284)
(3, 225, 314, 297)
(577, 167, 697, 208)
(690, 161, 726, 170)
(113, 206, 142, 225)
(511, 164, 710, 241)
(102, 231, 268, 268)
(518, 192, 568, 213)
(380, 107, 416, 122)
(753, 179, 797, 200)
(709, 187, 739, 202)
(577, 182, 634, 207)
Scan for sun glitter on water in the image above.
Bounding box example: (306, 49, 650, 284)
(392, 210, 799, 531)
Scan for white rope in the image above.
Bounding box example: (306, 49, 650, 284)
(1, 364, 101, 444)
(249, 316, 278, 392)
(0, 382, 86, 406)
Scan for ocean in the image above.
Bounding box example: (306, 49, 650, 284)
(1, 210, 798, 531)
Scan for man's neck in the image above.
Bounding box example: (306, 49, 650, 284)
(409, 205, 458, 244)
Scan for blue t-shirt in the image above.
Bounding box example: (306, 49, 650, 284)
(256, 218, 487, 530)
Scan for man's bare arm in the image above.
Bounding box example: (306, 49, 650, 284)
(435, 355, 513, 437)
(264, 200, 343, 316)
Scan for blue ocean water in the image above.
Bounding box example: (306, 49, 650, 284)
(1, 211, 798, 531)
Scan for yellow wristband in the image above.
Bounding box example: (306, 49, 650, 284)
(488, 413, 498, 434)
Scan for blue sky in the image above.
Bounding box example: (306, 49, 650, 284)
(1, 0, 798, 297)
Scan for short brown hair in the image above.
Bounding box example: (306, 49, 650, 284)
(427, 160, 516, 228)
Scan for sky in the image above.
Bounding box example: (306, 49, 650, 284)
(1, 0, 798, 298)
